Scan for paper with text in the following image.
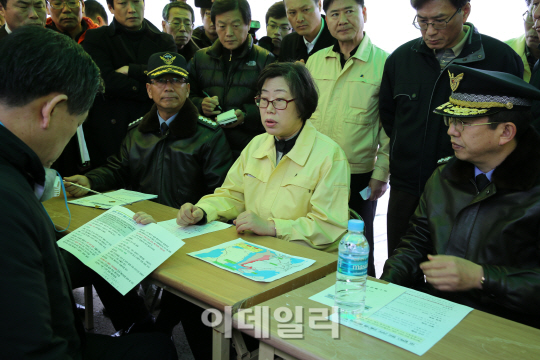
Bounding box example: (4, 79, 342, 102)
(58, 206, 184, 295)
(68, 189, 157, 209)
(158, 219, 232, 240)
(189, 239, 315, 282)
(328, 285, 473, 356)
(309, 280, 406, 318)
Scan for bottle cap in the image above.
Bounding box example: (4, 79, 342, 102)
(347, 219, 364, 232)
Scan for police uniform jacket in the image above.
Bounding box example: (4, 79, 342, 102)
(379, 23, 523, 197)
(381, 128, 540, 328)
(188, 34, 275, 154)
(82, 18, 176, 170)
(0, 125, 84, 358)
(196, 120, 350, 251)
(85, 99, 233, 208)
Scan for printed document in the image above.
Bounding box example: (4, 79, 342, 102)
(158, 219, 232, 240)
(68, 189, 157, 209)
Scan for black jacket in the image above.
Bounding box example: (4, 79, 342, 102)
(381, 128, 540, 328)
(529, 61, 540, 132)
(188, 35, 275, 153)
(85, 99, 233, 208)
(0, 25, 8, 41)
(278, 16, 334, 62)
(192, 25, 215, 49)
(81, 18, 177, 170)
(0, 126, 84, 358)
(379, 23, 523, 197)
(178, 38, 200, 62)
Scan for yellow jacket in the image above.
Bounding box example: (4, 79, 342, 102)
(505, 34, 532, 83)
(197, 121, 350, 250)
(306, 33, 390, 181)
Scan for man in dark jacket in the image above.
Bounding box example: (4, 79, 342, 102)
(382, 65, 540, 329)
(0, 0, 46, 41)
(258, 1, 292, 57)
(189, 0, 275, 156)
(162, 1, 200, 62)
(279, 0, 334, 62)
(65, 52, 233, 210)
(192, 6, 218, 48)
(81, 0, 176, 173)
(379, 0, 523, 257)
(0, 26, 176, 360)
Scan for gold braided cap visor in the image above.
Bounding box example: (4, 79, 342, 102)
(147, 65, 189, 79)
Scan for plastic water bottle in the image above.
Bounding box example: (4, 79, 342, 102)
(335, 219, 369, 320)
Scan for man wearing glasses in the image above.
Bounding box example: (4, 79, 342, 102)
(505, 0, 540, 83)
(46, 0, 98, 43)
(382, 64, 540, 329)
(0, 0, 47, 41)
(258, 1, 292, 57)
(162, 1, 199, 62)
(80, 0, 176, 174)
(379, 0, 523, 259)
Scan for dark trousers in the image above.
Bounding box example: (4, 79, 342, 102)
(349, 172, 378, 277)
(61, 250, 150, 331)
(386, 187, 420, 258)
(84, 332, 177, 360)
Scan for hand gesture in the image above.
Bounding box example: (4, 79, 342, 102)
(202, 96, 222, 117)
(133, 212, 157, 225)
(177, 203, 204, 226)
(63, 175, 91, 197)
(420, 254, 484, 292)
(233, 210, 276, 236)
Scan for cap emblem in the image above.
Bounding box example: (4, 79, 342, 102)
(449, 71, 464, 92)
(160, 53, 176, 65)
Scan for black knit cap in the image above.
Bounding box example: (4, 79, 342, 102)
(434, 65, 540, 118)
(147, 52, 189, 79)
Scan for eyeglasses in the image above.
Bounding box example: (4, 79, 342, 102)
(267, 24, 292, 32)
(523, 10, 534, 24)
(150, 77, 188, 87)
(255, 96, 296, 110)
(413, 7, 461, 30)
(444, 117, 495, 132)
(48, 0, 81, 9)
(166, 20, 193, 29)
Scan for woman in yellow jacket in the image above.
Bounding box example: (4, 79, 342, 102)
(177, 62, 351, 251)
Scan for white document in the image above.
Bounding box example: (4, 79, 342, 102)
(216, 109, 237, 125)
(309, 280, 406, 318)
(68, 189, 157, 209)
(328, 284, 473, 356)
(158, 219, 232, 240)
(58, 206, 184, 295)
(189, 238, 315, 282)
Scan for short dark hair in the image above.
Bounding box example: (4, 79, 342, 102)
(0, 0, 6, 8)
(0, 27, 101, 115)
(163, 1, 195, 22)
(256, 62, 318, 122)
(323, 0, 364, 13)
(488, 109, 532, 142)
(200, 7, 210, 20)
(411, 0, 469, 10)
(85, 0, 108, 24)
(211, 0, 251, 26)
(265, 2, 286, 25)
(106, 0, 144, 10)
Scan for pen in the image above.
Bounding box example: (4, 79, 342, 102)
(202, 90, 223, 111)
(63, 181, 121, 202)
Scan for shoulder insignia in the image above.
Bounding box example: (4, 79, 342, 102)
(127, 117, 143, 130)
(198, 115, 219, 130)
(437, 156, 453, 165)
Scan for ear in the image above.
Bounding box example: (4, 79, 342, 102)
(46, 3, 51, 16)
(40, 94, 69, 130)
(186, 83, 190, 97)
(317, 0, 322, 12)
(107, 3, 115, 16)
(362, 6, 367, 23)
(162, 20, 167, 32)
(146, 83, 153, 100)
(80, 1, 85, 15)
(498, 122, 517, 146)
(97, 16, 106, 26)
(461, 2, 471, 23)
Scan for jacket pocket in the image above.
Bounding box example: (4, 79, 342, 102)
(347, 77, 381, 124)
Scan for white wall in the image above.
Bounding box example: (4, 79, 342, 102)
(91, 0, 527, 53)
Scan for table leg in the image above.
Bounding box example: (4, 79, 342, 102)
(213, 311, 230, 360)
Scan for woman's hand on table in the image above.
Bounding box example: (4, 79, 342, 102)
(177, 203, 204, 226)
(133, 212, 157, 225)
(234, 210, 276, 236)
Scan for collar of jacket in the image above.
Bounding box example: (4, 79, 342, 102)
(296, 14, 330, 53)
(252, 120, 317, 167)
(45, 16, 97, 42)
(411, 22, 485, 63)
(137, 98, 199, 139)
(0, 125, 45, 187)
(442, 127, 540, 191)
(207, 34, 253, 60)
(107, 17, 161, 38)
(327, 31, 373, 63)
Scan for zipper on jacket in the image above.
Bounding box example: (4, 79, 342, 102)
(229, 50, 232, 61)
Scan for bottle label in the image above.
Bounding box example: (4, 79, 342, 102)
(337, 255, 368, 276)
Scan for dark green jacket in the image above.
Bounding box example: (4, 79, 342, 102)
(0, 125, 84, 358)
(381, 128, 540, 328)
(380, 23, 523, 197)
(188, 35, 275, 154)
